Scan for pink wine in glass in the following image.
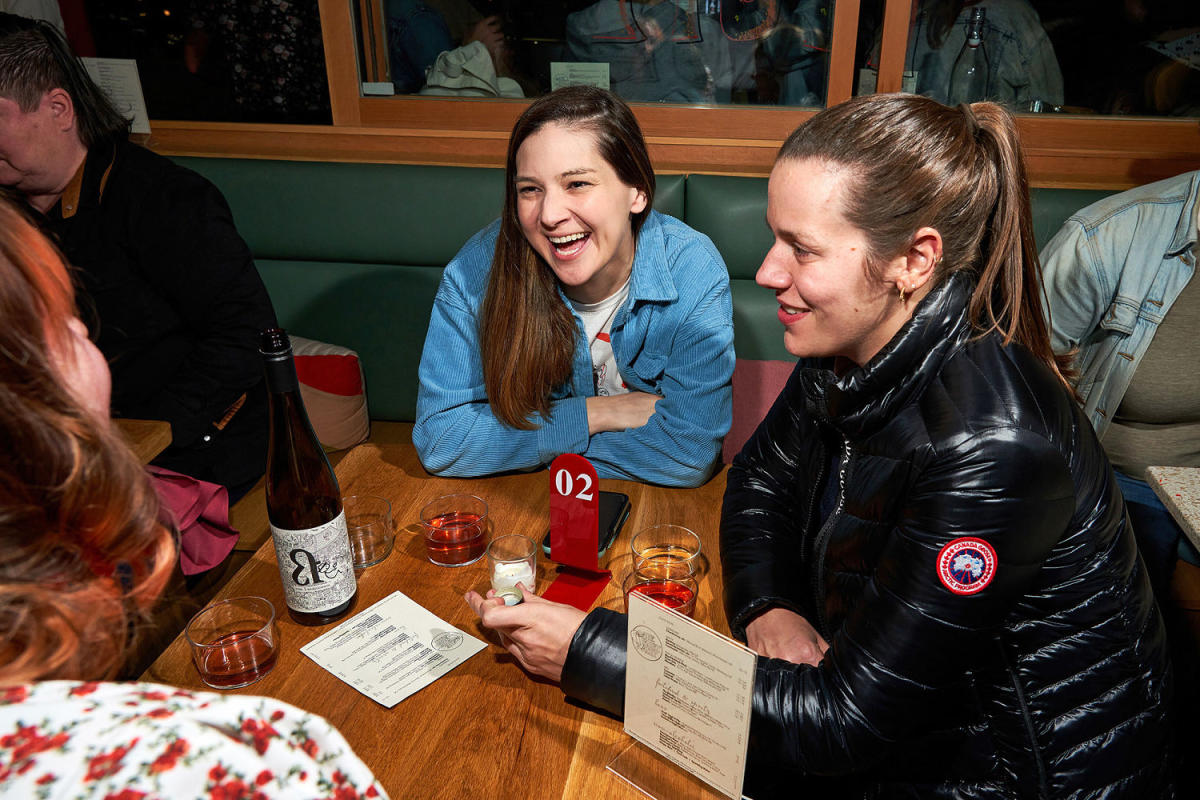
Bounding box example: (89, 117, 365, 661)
(627, 580, 697, 618)
(425, 511, 486, 565)
(197, 630, 278, 689)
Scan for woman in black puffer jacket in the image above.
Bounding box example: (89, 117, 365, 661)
(468, 94, 1175, 798)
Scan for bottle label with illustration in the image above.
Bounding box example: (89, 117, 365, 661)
(270, 510, 355, 613)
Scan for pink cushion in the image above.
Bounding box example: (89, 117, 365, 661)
(723, 359, 795, 463)
(291, 335, 370, 451)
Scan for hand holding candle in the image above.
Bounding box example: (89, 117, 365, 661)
(464, 585, 586, 682)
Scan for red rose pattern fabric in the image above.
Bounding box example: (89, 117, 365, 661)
(0, 681, 387, 799)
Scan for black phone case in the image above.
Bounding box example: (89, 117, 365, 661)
(543, 490, 630, 557)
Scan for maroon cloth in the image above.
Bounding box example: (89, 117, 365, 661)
(146, 465, 239, 575)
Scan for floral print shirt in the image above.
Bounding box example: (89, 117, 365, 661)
(0, 681, 388, 800)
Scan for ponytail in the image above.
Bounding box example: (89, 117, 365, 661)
(777, 93, 1073, 391)
(965, 103, 1073, 390)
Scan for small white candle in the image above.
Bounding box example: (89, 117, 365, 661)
(492, 560, 535, 593)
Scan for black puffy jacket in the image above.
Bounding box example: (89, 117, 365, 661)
(561, 273, 1174, 798)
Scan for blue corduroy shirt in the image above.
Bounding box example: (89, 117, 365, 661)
(413, 211, 734, 487)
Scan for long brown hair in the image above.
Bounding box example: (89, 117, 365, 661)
(0, 199, 174, 683)
(777, 92, 1072, 389)
(481, 86, 656, 428)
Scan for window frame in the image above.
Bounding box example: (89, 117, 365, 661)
(141, 0, 1200, 189)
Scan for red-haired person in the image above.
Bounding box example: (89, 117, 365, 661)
(0, 200, 387, 799)
(469, 94, 1174, 798)
(414, 86, 733, 488)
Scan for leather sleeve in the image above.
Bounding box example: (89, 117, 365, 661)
(746, 427, 1075, 774)
(720, 361, 821, 639)
(560, 608, 628, 717)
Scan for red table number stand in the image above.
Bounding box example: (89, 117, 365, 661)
(543, 454, 611, 610)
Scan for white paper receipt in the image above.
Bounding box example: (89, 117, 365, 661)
(624, 592, 756, 800)
(301, 591, 485, 708)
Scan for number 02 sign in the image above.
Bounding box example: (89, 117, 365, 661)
(549, 453, 600, 571)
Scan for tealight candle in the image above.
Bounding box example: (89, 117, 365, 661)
(492, 560, 535, 593)
(486, 534, 537, 606)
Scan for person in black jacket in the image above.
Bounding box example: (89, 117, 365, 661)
(0, 14, 276, 500)
(468, 93, 1175, 798)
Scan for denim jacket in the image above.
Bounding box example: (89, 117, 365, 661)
(413, 211, 734, 487)
(1040, 170, 1200, 439)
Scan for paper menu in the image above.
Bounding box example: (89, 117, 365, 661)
(80, 58, 150, 134)
(550, 61, 610, 91)
(301, 591, 485, 708)
(623, 592, 756, 800)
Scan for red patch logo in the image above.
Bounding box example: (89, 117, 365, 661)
(937, 538, 997, 595)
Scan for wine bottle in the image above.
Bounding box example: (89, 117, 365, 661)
(260, 328, 357, 625)
(947, 7, 989, 106)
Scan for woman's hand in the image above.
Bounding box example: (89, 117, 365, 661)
(586, 392, 660, 435)
(745, 607, 829, 666)
(464, 585, 586, 682)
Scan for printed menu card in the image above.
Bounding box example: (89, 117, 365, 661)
(623, 592, 756, 800)
(301, 591, 485, 708)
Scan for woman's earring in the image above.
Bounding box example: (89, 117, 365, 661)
(898, 284, 907, 303)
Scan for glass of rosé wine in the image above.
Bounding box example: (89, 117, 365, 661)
(622, 560, 699, 618)
(185, 596, 279, 689)
(420, 494, 489, 566)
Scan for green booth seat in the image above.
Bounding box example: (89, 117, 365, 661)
(171, 156, 1113, 425)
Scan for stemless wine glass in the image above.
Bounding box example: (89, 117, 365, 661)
(344, 494, 394, 569)
(630, 524, 702, 578)
(185, 596, 279, 689)
(419, 494, 489, 566)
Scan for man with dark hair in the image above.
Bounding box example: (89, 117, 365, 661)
(0, 13, 276, 500)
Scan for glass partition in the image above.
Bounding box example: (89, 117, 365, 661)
(855, 0, 1198, 116)
(373, 0, 838, 108)
(77, 0, 333, 124)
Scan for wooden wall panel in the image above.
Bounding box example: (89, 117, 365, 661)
(144, 116, 1200, 189)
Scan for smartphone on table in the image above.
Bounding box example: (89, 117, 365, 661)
(542, 490, 631, 559)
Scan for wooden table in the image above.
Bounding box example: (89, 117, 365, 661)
(115, 417, 172, 464)
(143, 427, 731, 799)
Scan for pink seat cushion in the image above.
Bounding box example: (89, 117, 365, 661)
(291, 335, 370, 451)
(723, 359, 795, 464)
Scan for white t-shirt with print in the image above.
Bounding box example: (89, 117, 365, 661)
(570, 279, 631, 397)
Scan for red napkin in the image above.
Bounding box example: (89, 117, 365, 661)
(146, 465, 240, 575)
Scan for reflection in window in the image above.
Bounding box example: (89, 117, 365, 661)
(82, 0, 331, 124)
(858, 0, 1063, 110)
(856, 0, 1198, 116)
(1039, 0, 1198, 116)
(381, 0, 835, 107)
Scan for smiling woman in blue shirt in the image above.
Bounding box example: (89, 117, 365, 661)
(414, 86, 734, 487)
